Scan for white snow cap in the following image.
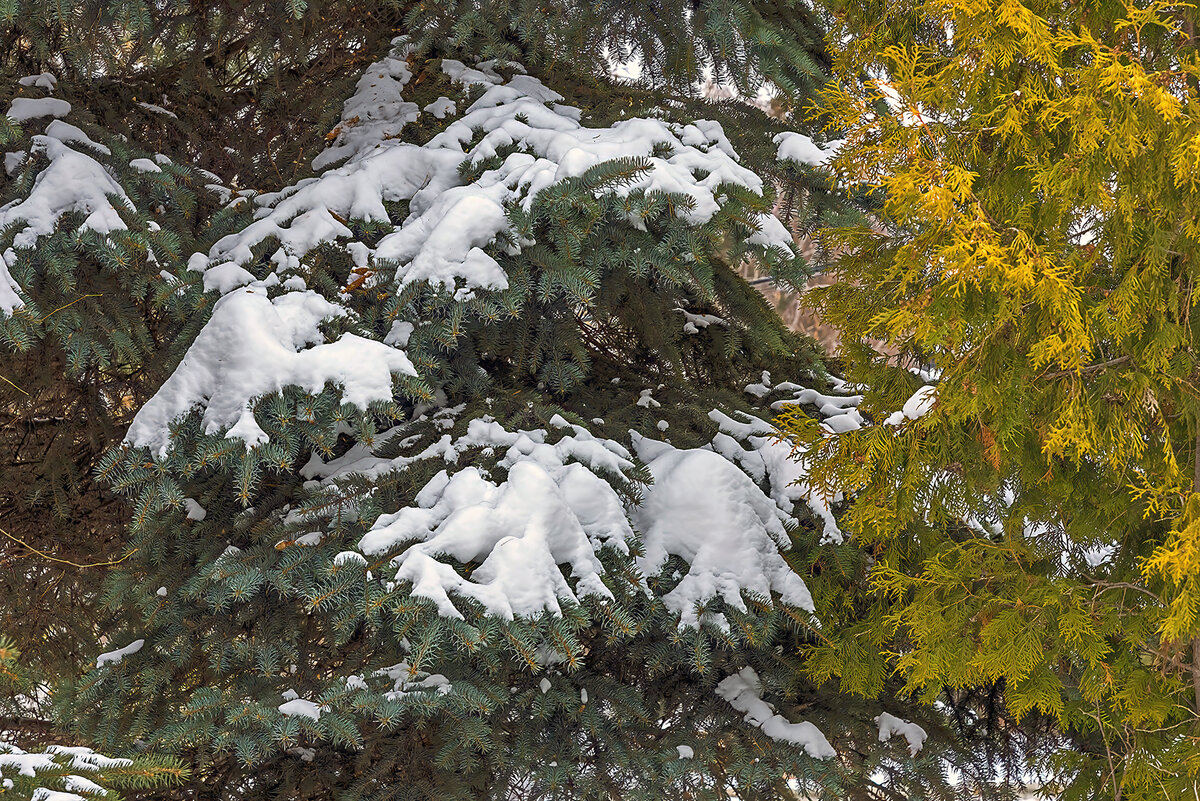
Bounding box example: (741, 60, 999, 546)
(278, 693, 326, 721)
(716, 667, 835, 759)
(359, 417, 635, 619)
(96, 638, 144, 668)
(0, 740, 132, 801)
(884, 385, 938, 426)
(126, 286, 416, 454)
(341, 411, 816, 629)
(875, 711, 928, 756)
(773, 132, 841, 167)
(18, 73, 57, 91)
(190, 45, 794, 302)
(631, 436, 815, 628)
(0, 132, 133, 313)
(6, 97, 70, 122)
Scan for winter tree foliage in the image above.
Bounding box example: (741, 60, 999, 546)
(8, 1, 1186, 800)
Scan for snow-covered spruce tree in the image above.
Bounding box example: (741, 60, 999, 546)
(16, 42, 971, 800)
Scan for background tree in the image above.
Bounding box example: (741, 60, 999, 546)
(784, 1, 1200, 798)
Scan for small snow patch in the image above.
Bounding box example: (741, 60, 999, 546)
(96, 638, 144, 668)
(875, 711, 927, 756)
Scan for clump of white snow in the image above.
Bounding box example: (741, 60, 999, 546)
(773, 132, 841, 167)
(278, 692, 326, 721)
(715, 667, 834, 759)
(875, 711, 928, 756)
(0, 133, 134, 312)
(96, 638, 144, 668)
(6, 97, 71, 122)
(631, 436, 815, 628)
(0, 740, 133, 801)
(126, 286, 417, 454)
(883, 385, 937, 426)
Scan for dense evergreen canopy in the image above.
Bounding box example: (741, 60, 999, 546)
(4, 1, 1200, 800)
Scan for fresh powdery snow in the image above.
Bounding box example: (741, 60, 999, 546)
(875, 711, 928, 756)
(631, 434, 814, 628)
(772, 131, 841, 167)
(0, 132, 133, 312)
(126, 286, 417, 455)
(179, 38, 794, 337)
(883, 384, 938, 426)
(278, 691, 326, 721)
(0, 741, 133, 801)
(715, 667, 834, 759)
(338, 410, 819, 630)
(18, 73, 57, 91)
(117, 38, 796, 455)
(5, 97, 71, 123)
(356, 415, 638, 619)
(95, 638, 144, 668)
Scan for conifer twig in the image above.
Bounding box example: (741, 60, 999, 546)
(36, 293, 102, 323)
(0, 374, 28, 396)
(0, 526, 137, 569)
(1042, 355, 1131, 379)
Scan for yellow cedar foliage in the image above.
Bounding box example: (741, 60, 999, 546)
(790, 1, 1200, 797)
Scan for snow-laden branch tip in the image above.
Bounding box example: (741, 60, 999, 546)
(875, 711, 928, 756)
(715, 667, 835, 759)
(773, 131, 841, 167)
(883, 385, 937, 426)
(95, 638, 143, 668)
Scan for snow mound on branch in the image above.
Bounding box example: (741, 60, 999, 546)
(96, 638, 144, 668)
(141, 45, 797, 453)
(875, 711, 928, 756)
(358, 416, 636, 619)
(313, 49, 418, 170)
(278, 692, 326, 721)
(1, 740, 132, 801)
(883, 384, 937, 426)
(347, 412, 813, 628)
(6, 97, 70, 122)
(0, 133, 133, 312)
(773, 131, 841, 167)
(126, 286, 416, 455)
(707, 409, 845, 546)
(18, 73, 57, 91)
(190, 45, 794, 301)
(631, 435, 814, 628)
(715, 667, 834, 759)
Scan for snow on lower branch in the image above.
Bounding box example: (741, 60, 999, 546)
(358, 416, 636, 619)
(1, 741, 133, 801)
(347, 412, 815, 629)
(715, 667, 834, 759)
(631, 434, 815, 629)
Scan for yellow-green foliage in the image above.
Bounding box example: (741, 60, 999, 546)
(786, 1, 1200, 797)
